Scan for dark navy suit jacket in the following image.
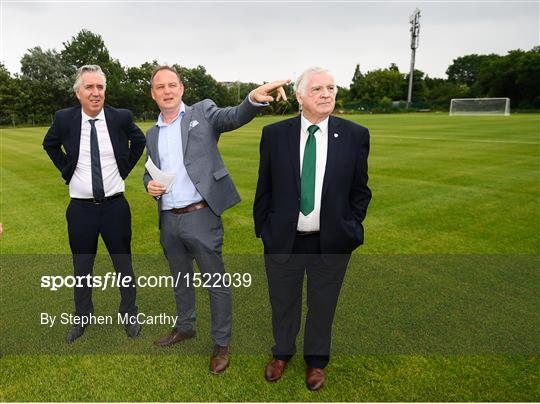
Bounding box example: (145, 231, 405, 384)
(253, 115, 371, 261)
(43, 106, 146, 184)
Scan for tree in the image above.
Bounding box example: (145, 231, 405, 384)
(349, 64, 365, 101)
(177, 65, 235, 106)
(513, 47, 540, 107)
(446, 54, 500, 87)
(5, 28, 539, 124)
(349, 64, 410, 105)
(476, 48, 540, 108)
(335, 86, 350, 111)
(19, 47, 73, 122)
(362, 67, 405, 102)
(424, 76, 469, 109)
(61, 29, 126, 107)
(404, 68, 428, 102)
(0, 64, 22, 125)
(445, 47, 540, 108)
(124, 61, 159, 119)
(61, 29, 112, 70)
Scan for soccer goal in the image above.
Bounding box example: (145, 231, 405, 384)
(449, 98, 510, 116)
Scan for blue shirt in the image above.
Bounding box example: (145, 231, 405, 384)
(157, 103, 203, 210)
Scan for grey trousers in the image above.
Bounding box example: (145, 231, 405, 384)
(160, 207, 232, 347)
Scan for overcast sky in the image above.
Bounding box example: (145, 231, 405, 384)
(1, 1, 538, 87)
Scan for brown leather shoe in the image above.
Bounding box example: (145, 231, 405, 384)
(265, 358, 288, 382)
(210, 345, 229, 374)
(153, 328, 195, 347)
(306, 367, 325, 391)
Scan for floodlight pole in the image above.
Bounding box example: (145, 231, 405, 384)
(407, 8, 421, 109)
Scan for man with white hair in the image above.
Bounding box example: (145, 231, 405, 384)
(43, 65, 146, 343)
(254, 67, 371, 390)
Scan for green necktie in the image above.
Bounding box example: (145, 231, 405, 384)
(300, 124, 319, 215)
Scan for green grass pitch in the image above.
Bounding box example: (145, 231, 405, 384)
(0, 113, 539, 401)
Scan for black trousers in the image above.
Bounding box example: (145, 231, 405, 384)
(66, 195, 137, 318)
(265, 233, 350, 368)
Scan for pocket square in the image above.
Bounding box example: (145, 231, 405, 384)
(189, 120, 199, 129)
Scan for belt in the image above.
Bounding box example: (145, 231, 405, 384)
(168, 201, 208, 215)
(296, 230, 320, 237)
(71, 193, 124, 204)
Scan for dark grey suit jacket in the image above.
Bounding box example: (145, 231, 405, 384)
(144, 96, 263, 223)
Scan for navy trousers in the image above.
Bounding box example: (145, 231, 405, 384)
(66, 195, 137, 318)
(265, 233, 349, 368)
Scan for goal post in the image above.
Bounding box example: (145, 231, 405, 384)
(449, 98, 510, 116)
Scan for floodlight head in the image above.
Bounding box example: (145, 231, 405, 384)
(410, 8, 420, 21)
(409, 7, 421, 49)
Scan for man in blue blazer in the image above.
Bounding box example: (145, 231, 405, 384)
(43, 65, 146, 343)
(254, 67, 371, 390)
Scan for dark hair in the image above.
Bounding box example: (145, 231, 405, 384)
(150, 65, 182, 86)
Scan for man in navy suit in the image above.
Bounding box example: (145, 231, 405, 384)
(254, 67, 371, 390)
(43, 65, 146, 343)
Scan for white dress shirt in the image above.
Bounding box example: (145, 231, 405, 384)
(297, 114, 329, 232)
(69, 109, 125, 198)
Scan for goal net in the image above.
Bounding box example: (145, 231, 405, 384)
(449, 98, 510, 116)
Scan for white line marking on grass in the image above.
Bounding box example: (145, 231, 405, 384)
(377, 135, 539, 145)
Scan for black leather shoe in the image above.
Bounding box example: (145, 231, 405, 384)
(125, 322, 141, 338)
(65, 325, 86, 343)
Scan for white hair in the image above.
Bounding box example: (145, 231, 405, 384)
(294, 67, 337, 96)
(73, 65, 107, 93)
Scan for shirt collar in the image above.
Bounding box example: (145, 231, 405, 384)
(81, 108, 105, 123)
(156, 102, 186, 127)
(301, 114, 329, 135)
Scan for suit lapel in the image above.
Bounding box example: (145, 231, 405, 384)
(287, 116, 301, 194)
(322, 115, 341, 198)
(181, 105, 193, 157)
(104, 106, 125, 165)
(69, 107, 82, 163)
(148, 125, 161, 169)
(103, 107, 117, 149)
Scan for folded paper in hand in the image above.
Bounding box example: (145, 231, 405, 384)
(145, 157, 176, 193)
